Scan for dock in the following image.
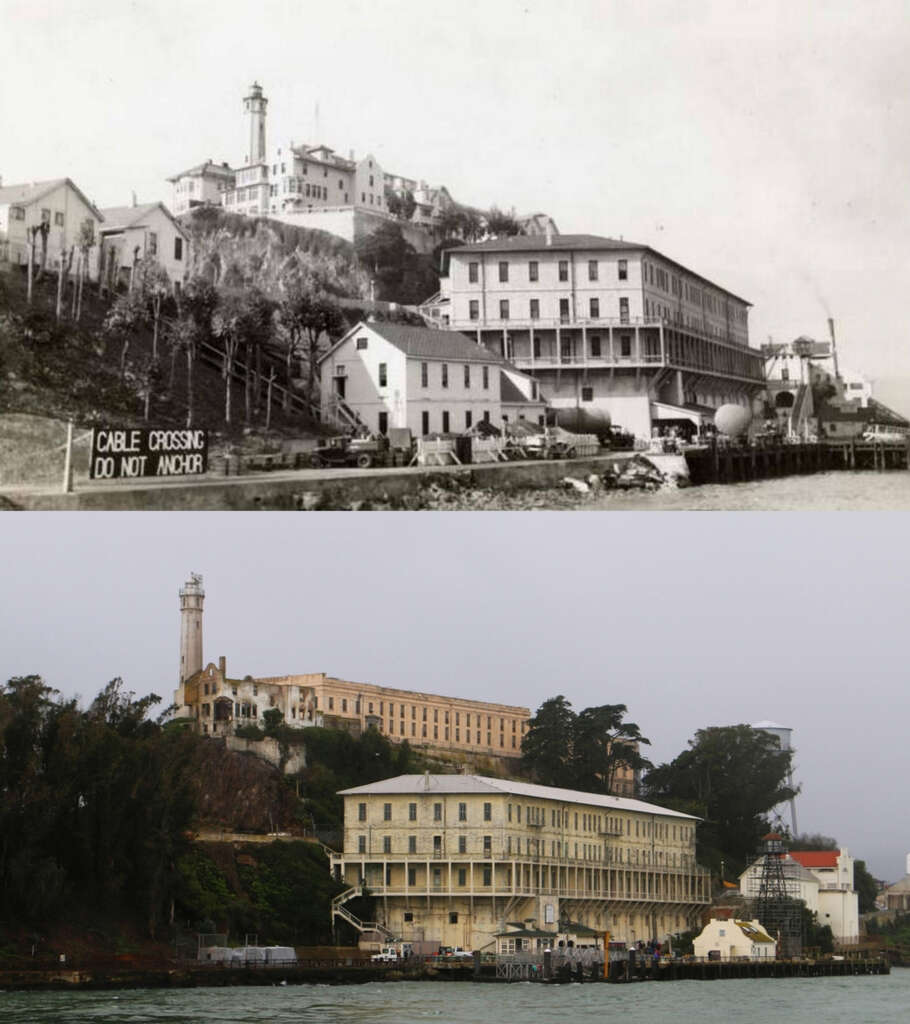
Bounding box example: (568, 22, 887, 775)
(685, 440, 910, 486)
(484, 951, 890, 983)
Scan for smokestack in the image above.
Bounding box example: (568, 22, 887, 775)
(828, 317, 840, 379)
(219, 655, 226, 677)
(131, 190, 137, 208)
(545, 224, 553, 247)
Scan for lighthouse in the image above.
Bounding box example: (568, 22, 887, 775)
(243, 81, 268, 165)
(177, 573, 205, 714)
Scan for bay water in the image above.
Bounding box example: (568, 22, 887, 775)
(1, 971, 905, 1024)
(588, 470, 910, 510)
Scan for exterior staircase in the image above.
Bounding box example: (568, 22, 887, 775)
(197, 339, 324, 421)
(323, 393, 371, 432)
(788, 384, 809, 438)
(331, 885, 396, 940)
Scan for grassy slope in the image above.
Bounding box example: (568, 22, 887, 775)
(0, 266, 320, 441)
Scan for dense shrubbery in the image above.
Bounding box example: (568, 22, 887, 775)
(0, 676, 196, 935)
(299, 726, 415, 826)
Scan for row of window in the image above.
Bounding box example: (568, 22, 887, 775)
(274, 181, 331, 199)
(356, 799, 689, 843)
(352, 834, 694, 868)
(321, 693, 520, 729)
(471, 297, 631, 322)
(374, 716, 513, 749)
(469, 259, 629, 285)
(363, 800, 496, 823)
(642, 261, 742, 323)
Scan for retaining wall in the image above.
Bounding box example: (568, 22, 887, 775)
(5, 455, 623, 511)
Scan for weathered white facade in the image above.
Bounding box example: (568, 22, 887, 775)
(692, 918, 776, 959)
(330, 774, 710, 952)
(98, 202, 190, 285)
(423, 234, 763, 440)
(318, 320, 533, 437)
(168, 160, 235, 216)
(0, 178, 103, 278)
(739, 847, 860, 944)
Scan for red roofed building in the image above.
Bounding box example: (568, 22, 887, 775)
(790, 850, 839, 870)
(740, 846, 859, 944)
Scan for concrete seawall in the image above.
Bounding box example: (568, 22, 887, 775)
(4, 455, 626, 511)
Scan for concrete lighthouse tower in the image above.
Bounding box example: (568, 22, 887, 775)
(243, 81, 268, 165)
(178, 573, 205, 700)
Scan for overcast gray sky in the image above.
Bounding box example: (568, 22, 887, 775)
(1, 512, 908, 882)
(2, 0, 910, 409)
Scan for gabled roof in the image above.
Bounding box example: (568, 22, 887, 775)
(734, 921, 774, 943)
(337, 773, 699, 820)
(0, 177, 104, 221)
(500, 372, 541, 405)
(446, 234, 751, 306)
(739, 853, 818, 885)
(320, 321, 505, 366)
(98, 201, 189, 239)
(452, 233, 642, 255)
(867, 398, 910, 428)
(790, 850, 839, 869)
(167, 160, 235, 183)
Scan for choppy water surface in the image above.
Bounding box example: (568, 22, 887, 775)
(0, 972, 906, 1024)
(588, 470, 910, 510)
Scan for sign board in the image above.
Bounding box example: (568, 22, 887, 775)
(90, 428, 208, 480)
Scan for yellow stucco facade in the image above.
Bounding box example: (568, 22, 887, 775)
(330, 775, 710, 951)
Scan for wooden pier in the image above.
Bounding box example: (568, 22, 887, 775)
(482, 952, 890, 984)
(685, 440, 910, 486)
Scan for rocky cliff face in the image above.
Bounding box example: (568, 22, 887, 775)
(188, 740, 299, 833)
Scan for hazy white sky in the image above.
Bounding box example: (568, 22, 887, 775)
(1, 512, 908, 881)
(3, 0, 909, 405)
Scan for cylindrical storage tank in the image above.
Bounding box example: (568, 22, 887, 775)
(553, 407, 612, 437)
(714, 404, 752, 438)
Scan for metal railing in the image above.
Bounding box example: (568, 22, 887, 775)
(344, 882, 709, 902)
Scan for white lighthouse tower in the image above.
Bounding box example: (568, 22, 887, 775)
(243, 81, 268, 165)
(177, 573, 205, 714)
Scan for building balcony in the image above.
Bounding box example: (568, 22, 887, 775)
(452, 313, 755, 355)
(454, 315, 662, 332)
(334, 852, 704, 875)
(346, 882, 709, 903)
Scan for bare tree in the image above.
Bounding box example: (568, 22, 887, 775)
(75, 221, 96, 322)
(103, 291, 148, 380)
(55, 247, 73, 321)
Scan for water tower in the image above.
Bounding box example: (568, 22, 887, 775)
(752, 720, 798, 835)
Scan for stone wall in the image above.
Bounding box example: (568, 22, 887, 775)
(11, 454, 625, 510)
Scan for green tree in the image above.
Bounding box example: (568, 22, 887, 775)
(790, 832, 838, 850)
(643, 724, 798, 876)
(571, 704, 652, 796)
(854, 859, 879, 915)
(103, 289, 149, 381)
(276, 279, 343, 410)
(171, 276, 218, 427)
(520, 695, 577, 788)
(212, 288, 273, 425)
(355, 222, 416, 299)
(485, 205, 521, 238)
(262, 708, 284, 736)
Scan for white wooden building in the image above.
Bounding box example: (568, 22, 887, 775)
(318, 320, 542, 436)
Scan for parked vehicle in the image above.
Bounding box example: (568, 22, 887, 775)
(371, 947, 400, 962)
(310, 435, 387, 469)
